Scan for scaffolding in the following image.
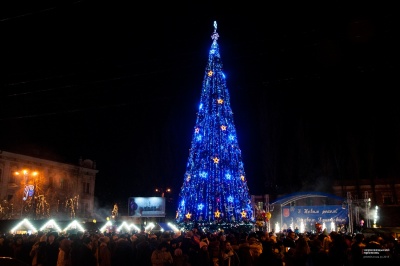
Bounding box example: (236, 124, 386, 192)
(346, 191, 371, 234)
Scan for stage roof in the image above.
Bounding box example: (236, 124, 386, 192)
(270, 191, 345, 206)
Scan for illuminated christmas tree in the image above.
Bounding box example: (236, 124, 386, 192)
(176, 21, 253, 229)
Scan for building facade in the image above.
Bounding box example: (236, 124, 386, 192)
(332, 178, 400, 206)
(332, 178, 400, 228)
(0, 150, 98, 221)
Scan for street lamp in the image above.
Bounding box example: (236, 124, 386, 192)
(155, 187, 173, 220)
(155, 187, 171, 198)
(14, 170, 38, 219)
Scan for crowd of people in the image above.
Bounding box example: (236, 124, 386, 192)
(0, 226, 399, 266)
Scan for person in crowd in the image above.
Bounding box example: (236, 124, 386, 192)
(248, 236, 263, 264)
(111, 237, 135, 266)
(172, 247, 190, 266)
(208, 235, 221, 266)
(386, 232, 400, 263)
(148, 234, 160, 253)
(259, 231, 270, 244)
(70, 236, 97, 266)
(151, 241, 173, 266)
(12, 235, 24, 261)
(89, 234, 100, 264)
(219, 241, 240, 266)
(135, 234, 154, 266)
(327, 232, 349, 266)
(180, 231, 199, 265)
(308, 234, 328, 266)
(283, 231, 297, 250)
(285, 235, 310, 266)
(256, 240, 283, 266)
(351, 233, 366, 266)
(0, 236, 10, 257)
(36, 234, 49, 266)
(44, 231, 60, 266)
(195, 241, 212, 266)
(322, 232, 332, 253)
(365, 234, 383, 249)
(29, 234, 42, 266)
(236, 237, 253, 266)
(98, 236, 111, 266)
(19, 234, 36, 265)
(57, 238, 71, 266)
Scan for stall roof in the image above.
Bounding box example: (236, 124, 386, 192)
(158, 222, 176, 232)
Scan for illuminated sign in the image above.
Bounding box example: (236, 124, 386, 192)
(128, 197, 166, 217)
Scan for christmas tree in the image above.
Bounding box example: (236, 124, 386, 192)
(176, 21, 253, 230)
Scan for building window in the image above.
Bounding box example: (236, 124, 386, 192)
(48, 176, 54, 188)
(9, 170, 16, 183)
(84, 203, 89, 215)
(82, 182, 90, 194)
(383, 192, 393, 205)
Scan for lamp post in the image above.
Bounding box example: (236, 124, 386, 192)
(155, 187, 172, 220)
(155, 187, 171, 198)
(264, 194, 274, 233)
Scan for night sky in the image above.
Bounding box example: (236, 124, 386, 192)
(1, 2, 397, 215)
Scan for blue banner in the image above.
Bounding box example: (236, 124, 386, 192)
(280, 205, 348, 231)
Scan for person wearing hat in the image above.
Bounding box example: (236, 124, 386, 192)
(198, 241, 212, 266)
(248, 237, 263, 265)
(44, 231, 60, 266)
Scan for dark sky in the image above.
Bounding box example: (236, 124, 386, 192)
(1, 2, 397, 213)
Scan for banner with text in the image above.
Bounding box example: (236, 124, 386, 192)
(281, 205, 348, 231)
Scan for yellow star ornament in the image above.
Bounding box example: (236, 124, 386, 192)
(213, 157, 219, 164)
(214, 210, 221, 218)
(221, 125, 227, 131)
(217, 99, 224, 104)
(185, 212, 192, 219)
(208, 70, 213, 77)
(241, 210, 247, 218)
